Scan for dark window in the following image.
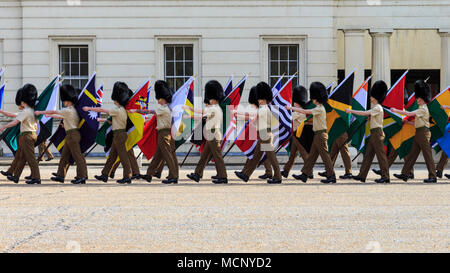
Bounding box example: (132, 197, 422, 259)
(59, 46, 89, 89)
(269, 45, 299, 88)
(164, 45, 193, 91)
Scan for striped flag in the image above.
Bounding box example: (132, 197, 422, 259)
(270, 75, 294, 149)
(96, 83, 104, 105)
(349, 76, 371, 150)
(174, 77, 195, 148)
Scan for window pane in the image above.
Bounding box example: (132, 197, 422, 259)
(61, 63, 70, 75)
(71, 80, 80, 89)
(269, 46, 278, 60)
(71, 48, 79, 62)
(176, 62, 184, 76)
(80, 80, 87, 89)
(289, 46, 298, 60)
(60, 48, 70, 63)
(166, 61, 174, 76)
(175, 47, 183, 60)
(176, 78, 185, 90)
(185, 61, 193, 75)
(185, 46, 193, 61)
(279, 46, 288, 60)
(71, 63, 80, 76)
(166, 46, 174, 61)
(270, 61, 278, 76)
(80, 47, 88, 62)
(279, 61, 288, 75)
(289, 61, 298, 75)
(270, 77, 278, 87)
(80, 63, 88, 76)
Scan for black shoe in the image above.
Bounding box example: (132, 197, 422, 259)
(318, 171, 327, 178)
(51, 176, 65, 183)
(424, 177, 437, 183)
(131, 174, 141, 180)
(375, 178, 390, 183)
(141, 175, 152, 182)
(162, 178, 178, 184)
(71, 177, 87, 184)
(52, 172, 59, 177)
(321, 175, 336, 184)
(45, 158, 53, 162)
(409, 173, 414, 179)
(211, 175, 219, 180)
(352, 175, 365, 183)
(26, 179, 41, 185)
(258, 174, 272, 179)
(109, 173, 115, 179)
(1, 171, 11, 177)
(153, 172, 162, 179)
(234, 171, 249, 182)
(117, 177, 132, 184)
(7, 175, 19, 183)
(309, 174, 314, 179)
(436, 170, 442, 179)
(212, 178, 228, 184)
(186, 173, 201, 183)
(94, 174, 108, 183)
(394, 173, 408, 182)
(281, 170, 289, 178)
(25, 175, 32, 180)
(372, 169, 382, 176)
(267, 178, 282, 184)
(292, 173, 308, 182)
(339, 173, 353, 179)
(445, 174, 450, 179)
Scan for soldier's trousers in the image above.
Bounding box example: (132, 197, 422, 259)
(301, 132, 335, 177)
(401, 128, 436, 179)
(358, 128, 389, 180)
(13, 133, 40, 179)
(147, 129, 179, 179)
(101, 131, 131, 178)
(56, 130, 87, 178)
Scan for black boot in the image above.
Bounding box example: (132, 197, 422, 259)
(339, 173, 353, 179)
(393, 173, 408, 182)
(117, 177, 132, 184)
(318, 171, 327, 178)
(321, 175, 336, 184)
(258, 174, 272, 179)
(186, 173, 201, 182)
(109, 173, 115, 179)
(131, 174, 141, 180)
(375, 178, 390, 183)
(409, 173, 414, 179)
(7, 175, 19, 183)
(309, 174, 314, 179)
(234, 171, 249, 182)
(162, 178, 178, 184)
(153, 172, 161, 179)
(94, 174, 108, 183)
(445, 174, 450, 179)
(281, 170, 289, 178)
(1, 171, 11, 177)
(51, 175, 65, 183)
(423, 177, 437, 183)
(372, 169, 381, 176)
(212, 178, 228, 184)
(292, 173, 308, 182)
(352, 175, 365, 183)
(26, 179, 41, 185)
(267, 178, 282, 184)
(436, 170, 442, 178)
(211, 175, 219, 180)
(25, 175, 32, 180)
(141, 175, 152, 183)
(71, 177, 87, 184)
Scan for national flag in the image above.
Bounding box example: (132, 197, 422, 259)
(137, 116, 158, 160)
(35, 76, 60, 146)
(221, 75, 247, 151)
(382, 70, 408, 125)
(95, 117, 113, 152)
(427, 86, 450, 134)
(437, 123, 450, 157)
(270, 75, 294, 150)
(96, 83, 104, 105)
(0, 83, 5, 109)
(174, 77, 195, 148)
(349, 76, 371, 150)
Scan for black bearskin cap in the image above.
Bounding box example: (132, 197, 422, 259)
(60, 84, 78, 104)
(155, 80, 173, 104)
(293, 85, 308, 108)
(111, 81, 131, 107)
(309, 82, 328, 104)
(204, 80, 224, 104)
(248, 85, 258, 106)
(256, 81, 272, 102)
(370, 80, 388, 103)
(414, 80, 431, 104)
(21, 84, 38, 108)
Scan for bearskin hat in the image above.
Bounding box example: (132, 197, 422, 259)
(155, 80, 173, 104)
(256, 81, 272, 102)
(15, 87, 23, 106)
(293, 85, 308, 108)
(60, 84, 78, 104)
(414, 80, 431, 103)
(204, 80, 224, 104)
(21, 84, 38, 108)
(248, 85, 258, 106)
(309, 82, 328, 104)
(111, 81, 131, 107)
(370, 80, 388, 103)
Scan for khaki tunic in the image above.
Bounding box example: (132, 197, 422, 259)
(109, 105, 128, 130)
(16, 107, 37, 133)
(57, 106, 80, 131)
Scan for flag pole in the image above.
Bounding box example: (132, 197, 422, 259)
(180, 144, 194, 167)
(37, 141, 53, 163)
(83, 143, 98, 157)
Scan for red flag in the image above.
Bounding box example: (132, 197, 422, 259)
(126, 80, 150, 111)
(382, 71, 407, 110)
(137, 116, 158, 160)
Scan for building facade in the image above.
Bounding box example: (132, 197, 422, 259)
(0, 0, 449, 157)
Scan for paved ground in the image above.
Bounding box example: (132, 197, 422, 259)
(0, 163, 449, 253)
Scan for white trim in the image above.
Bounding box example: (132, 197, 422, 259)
(48, 36, 96, 83)
(260, 35, 307, 87)
(155, 35, 201, 99)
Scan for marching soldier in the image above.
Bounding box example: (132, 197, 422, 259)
(346, 80, 390, 183)
(392, 80, 437, 183)
(85, 82, 133, 184)
(133, 80, 179, 184)
(38, 141, 54, 161)
(234, 81, 282, 184)
(281, 85, 311, 179)
(288, 82, 336, 183)
(35, 84, 88, 184)
(185, 80, 228, 184)
(0, 84, 41, 184)
(108, 148, 142, 180)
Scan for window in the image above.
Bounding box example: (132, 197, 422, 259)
(269, 45, 299, 87)
(164, 44, 194, 91)
(59, 45, 89, 89)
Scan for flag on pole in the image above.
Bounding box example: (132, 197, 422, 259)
(349, 76, 371, 150)
(35, 76, 60, 146)
(173, 77, 195, 148)
(0, 83, 5, 110)
(437, 123, 450, 157)
(427, 86, 450, 134)
(382, 70, 408, 125)
(270, 75, 294, 149)
(0, 67, 4, 82)
(96, 83, 104, 105)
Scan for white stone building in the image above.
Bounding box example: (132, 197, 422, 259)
(0, 0, 449, 159)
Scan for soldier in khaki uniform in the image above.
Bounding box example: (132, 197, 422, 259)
(436, 152, 449, 179)
(186, 80, 228, 184)
(234, 82, 282, 184)
(392, 80, 437, 183)
(108, 148, 141, 180)
(134, 80, 179, 184)
(0, 84, 41, 184)
(346, 80, 390, 183)
(288, 82, 336, 183)
(35, 84, 88, 184)
(281, 85, 310, 179)
(86, 81, 132, 184)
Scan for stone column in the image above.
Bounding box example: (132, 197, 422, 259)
(440, 31, 450, 90)
(370, 30, 392, 87)
(343, 29, 366, 93)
